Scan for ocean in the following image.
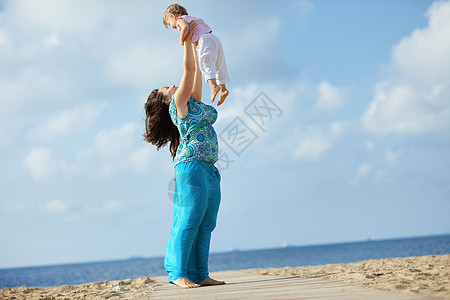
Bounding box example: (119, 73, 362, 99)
(1, 234, 449, 289)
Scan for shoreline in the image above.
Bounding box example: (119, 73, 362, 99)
(1, 254, 448, 299)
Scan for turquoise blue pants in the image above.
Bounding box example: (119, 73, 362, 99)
(164, 160, 221, 283)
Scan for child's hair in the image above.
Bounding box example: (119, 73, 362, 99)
(163, 3, 188, 28)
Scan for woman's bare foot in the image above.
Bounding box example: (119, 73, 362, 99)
(172, 277, 201, 289)
(217, 85, 229, 106)
(199, 277, 226, 286)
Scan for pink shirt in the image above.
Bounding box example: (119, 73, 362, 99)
(177, 15, 212, 44)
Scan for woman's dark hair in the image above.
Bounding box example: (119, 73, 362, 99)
(144, 89, 179, 159)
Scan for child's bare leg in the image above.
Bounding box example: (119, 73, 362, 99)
(217, 84, 229, 106)
(208, 79, 220, 103)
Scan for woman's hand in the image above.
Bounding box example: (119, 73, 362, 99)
(179, 20, 198, 45)
(185, 20, 198, 42)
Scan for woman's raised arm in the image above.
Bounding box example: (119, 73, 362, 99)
(190, 42, 202, 101)
(173, 21, 198, 118)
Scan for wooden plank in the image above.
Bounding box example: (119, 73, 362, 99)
(150, 271, 437, 299)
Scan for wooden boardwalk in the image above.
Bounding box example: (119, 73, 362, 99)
(150, 270, 437, 299)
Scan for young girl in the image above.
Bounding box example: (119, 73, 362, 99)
(163, 3, 230, 106)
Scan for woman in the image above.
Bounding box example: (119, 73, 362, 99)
(144, 21, 225, 289)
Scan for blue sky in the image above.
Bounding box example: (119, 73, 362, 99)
(0, 0, 449, 269)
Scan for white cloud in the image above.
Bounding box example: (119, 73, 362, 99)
(44, 32, 60, 48)
(356, 163, 371, 177)
(349, 163, 372, 186)
(0, 29, 11, 47)
(2, 202, 31, 214)
(0, 71, 60, 119)
(213, 77, 348, 165)
(70, 122, 154, 178)
(40, 199, 69, 214)
(215, 84, 259, 124)
(392, 1, 450, 84)
(292, 122, 347, 162)
(101, 200, 127, 214)
(365, 140, 375, 151)
(23, 122, 155, 179)
(362, 0, 450, 135)
(293, 134, 331, 162)
(0, 0, 173, 123)
(129, 147, 153, 173)
(222, 16, 285, 81)
(94, 123, 139, 160)
(5, 0, 114, 33)
(362, 81, 450, 134)
(0, 0, 311, 133)
(61, 123, 137, 178)
(104, 46, 180, 88)
(313, 80, 349, 111)
(0, 127, 13, 148)
(28, 102, 105, 141)
(386, 149, 402, 165)
(23, 147, 56, 179)
(289, 0, 315, 27)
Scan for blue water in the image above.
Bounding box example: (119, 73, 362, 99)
(1, 234, 449, 289)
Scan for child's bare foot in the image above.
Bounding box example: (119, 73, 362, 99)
(210, 85, 220, 103)
(172, 278, 201, 289)
(199, 277, 226, 286)
(208, 79, 220, 103)
(217, 85, 229, 106)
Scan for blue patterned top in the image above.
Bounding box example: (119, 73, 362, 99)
(169, 96, 219, 166)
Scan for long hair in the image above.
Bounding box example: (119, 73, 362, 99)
(144, 89, 180, 159)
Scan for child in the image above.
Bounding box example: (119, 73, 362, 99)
(163, 3, 230, 105)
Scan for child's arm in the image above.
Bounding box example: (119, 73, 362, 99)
(176, 18, 190, 45)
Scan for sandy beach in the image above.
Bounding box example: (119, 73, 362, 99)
(1, 254, 448, 299)
(247, 254, 449, 299)
(0, 276, 157, 300)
